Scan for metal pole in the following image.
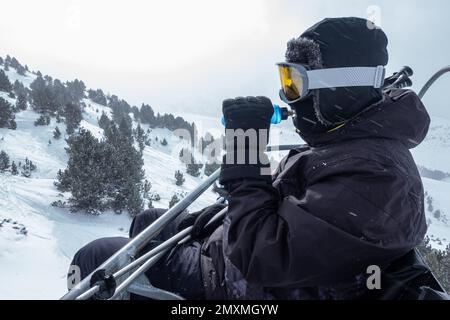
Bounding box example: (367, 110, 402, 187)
(75, 285, 100, 300)
(418, 66, 450, 99)
(113, 226, 193, 279)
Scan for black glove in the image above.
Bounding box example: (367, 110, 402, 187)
(220, 96, 273, 185)
(177, 203, 227, 239)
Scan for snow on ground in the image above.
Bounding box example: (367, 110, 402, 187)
(0, 70, 216, 298)
(2, 68, 36, 89)
(0, 101, 131, 299)
(0, 175, 130, 299)
(412, 115, 450, 173)
(422, 177, 450, 250)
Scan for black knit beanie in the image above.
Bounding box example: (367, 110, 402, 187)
(285, 17, 389, 136)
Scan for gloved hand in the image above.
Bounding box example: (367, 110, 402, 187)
(177, 203, 227, 239)
(220, 96, 274, 185)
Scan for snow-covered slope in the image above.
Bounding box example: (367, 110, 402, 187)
(0, 66, 217, 299)
(412, 116, 450, 174)
(422, 178, 450, 250)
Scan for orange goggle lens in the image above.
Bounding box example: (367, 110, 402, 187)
(277, 65, 304, 101)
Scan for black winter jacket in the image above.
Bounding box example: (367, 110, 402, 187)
(200, 89, 430, 299)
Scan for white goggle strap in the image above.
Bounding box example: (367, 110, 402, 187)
(306, 66, 385, 90)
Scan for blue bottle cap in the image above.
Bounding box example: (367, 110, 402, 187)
(271, 105, 283, 124)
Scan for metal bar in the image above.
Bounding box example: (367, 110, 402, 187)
(113, 226, 193, 279)
(418, 66, 450, 99)
(75, 285, 100, 300)
(110, 250, 170, 300)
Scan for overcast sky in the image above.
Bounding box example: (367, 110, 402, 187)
(1, 0, 449, 118)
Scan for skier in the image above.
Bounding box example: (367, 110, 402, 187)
(69, 17, 430, 299)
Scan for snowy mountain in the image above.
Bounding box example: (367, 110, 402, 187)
(1, 62, 450, 299)
(0, 65, 217, 299)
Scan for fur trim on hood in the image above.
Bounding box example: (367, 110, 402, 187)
(285, 37, 323, 69)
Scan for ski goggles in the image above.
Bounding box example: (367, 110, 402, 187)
(276, 62, 386, 104)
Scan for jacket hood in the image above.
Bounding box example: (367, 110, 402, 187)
(298, 89, 430, 149)
(286, 17, 389, 127)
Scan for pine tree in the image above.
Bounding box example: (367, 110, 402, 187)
(98, 112, 110, 130)
(57, 125, 145, 215)
(65, 79, 86, 103)
(169, 194, 180, 208)
(135, 123, 146, 151)
(125, 183, 143, 217)
(0, 150, 10, 171)
(55, 169, 71, 192)
(150, 193, 161, 202)
(29, 74, 52, 113)
(109, 96, 131, 125)
(179, 148, 193, 164)
(55, 129, 107, 213)
(9, 119, 17, 130)
(20, 158, 37, 178)
(9, 57, 26, 75)
(175, 170, 185, 186)
(140, 104, 155, 126)
(161, 137, 168, 146)
(418, 237, 450, 293)
(132, 106, 140, 121)
(0, 69, 12, 92)
(34, 114, 50, 126)
(64, 103, 82, 134)
(0, 97, 15, 129)
(199, 132, 214, 154)
(16, 93, 27, 111)
(53, 126, 61, 139)
(105, 124, 144, 215)
(28, 159, 37, 171)
(13, 80, 26, 96)
(87, 88, 107, 106)
(143, 179, 152, 199)
(186, 154, 203, 177)
(11, 161, 18, 175)
(119, 116, 133, 138)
